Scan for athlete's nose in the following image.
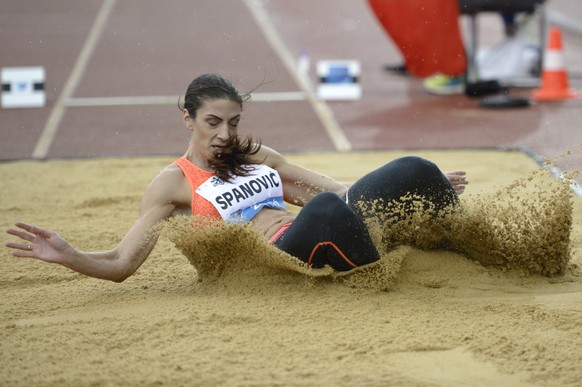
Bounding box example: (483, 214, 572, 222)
(216, 124, 230, 141)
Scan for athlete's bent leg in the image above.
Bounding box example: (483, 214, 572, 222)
(346, 156, 458, 218)
(273, 192, 379, 271)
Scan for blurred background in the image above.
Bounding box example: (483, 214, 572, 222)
(1, 0, 581, 176)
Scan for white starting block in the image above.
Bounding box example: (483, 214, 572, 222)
(316, 60, 361, 101)
(1, 67, 46, 108)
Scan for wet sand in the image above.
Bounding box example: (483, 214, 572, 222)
(1, 150, 582, 386)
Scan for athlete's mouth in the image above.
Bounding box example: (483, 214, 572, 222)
(211, 145, 230, 158)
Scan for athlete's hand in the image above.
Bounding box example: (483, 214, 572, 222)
(445, 171, 468, 195)
(6, 222, 73, 264)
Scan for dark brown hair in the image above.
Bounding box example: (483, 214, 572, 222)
(207, 135, 262, 182)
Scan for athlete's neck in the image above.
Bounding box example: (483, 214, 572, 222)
(184, 150, 212, 172)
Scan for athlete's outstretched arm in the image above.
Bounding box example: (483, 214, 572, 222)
(5, 170, 179, 282)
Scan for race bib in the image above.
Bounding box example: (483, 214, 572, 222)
(196, 165, 285, 223)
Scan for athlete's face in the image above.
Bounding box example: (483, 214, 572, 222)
(184, 98, 241, 164)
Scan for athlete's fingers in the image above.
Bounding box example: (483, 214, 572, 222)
(14, 222, 52, 238)
(5, 240, 37, 259)
(447, 173, 468, 185)
(6, 227, 35, 242)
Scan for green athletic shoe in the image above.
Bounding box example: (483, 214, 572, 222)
(423, 74, 465, 95)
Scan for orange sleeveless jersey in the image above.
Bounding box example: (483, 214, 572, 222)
(175, 157, 222, 219)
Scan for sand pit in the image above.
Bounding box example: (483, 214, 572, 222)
(2, 150, 582, 386)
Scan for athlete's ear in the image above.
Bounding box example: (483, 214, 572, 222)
(183, 109, 193, 131)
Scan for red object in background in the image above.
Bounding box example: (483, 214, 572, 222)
(368, 0, 467, 77)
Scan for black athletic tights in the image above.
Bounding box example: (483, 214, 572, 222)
(273, 156, 458, 271)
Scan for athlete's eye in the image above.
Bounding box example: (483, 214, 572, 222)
(207, 119, 220, 127)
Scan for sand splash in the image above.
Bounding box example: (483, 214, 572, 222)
(448, 167, 573, 275)
(162, 215, 407, 291)
(360, 167, 574, 276)
(163, 167, 574, 291)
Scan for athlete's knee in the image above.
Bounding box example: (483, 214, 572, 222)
(309, 191, 346, 211)
(307, 192, 353, 221)
(394, 156, 442, 178)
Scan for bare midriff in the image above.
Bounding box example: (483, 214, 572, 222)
(250, 207, 296, 241)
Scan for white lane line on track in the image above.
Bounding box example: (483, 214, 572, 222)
(32, 0, 116, 159)
(64, 92, 307, 107)
(243, 0, 352, 151)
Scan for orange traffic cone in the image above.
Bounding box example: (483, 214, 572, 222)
(532, 27, 578, 101)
